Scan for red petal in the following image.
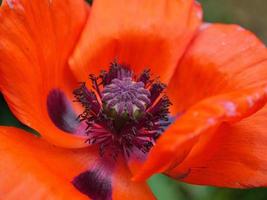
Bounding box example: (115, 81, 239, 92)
(0, 0, 89, 147)
(133, 86, 267, 181)
(167, 23, 267, 114)
(69, 0, 202, 84)
(167, 105, 267, 188)
(0, 127, 155, 199)
(133, 23, 267, 185)
(112, 158, 155, 199)
(0, 127, 96, 199)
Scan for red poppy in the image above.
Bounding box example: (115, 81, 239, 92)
(1, 0, 267, 199)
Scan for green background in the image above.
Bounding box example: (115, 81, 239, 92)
(1, 0, 267, 199)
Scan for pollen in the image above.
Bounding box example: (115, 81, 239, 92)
(73, 61, 172, 159)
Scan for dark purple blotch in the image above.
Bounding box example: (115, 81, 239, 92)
(47, 89, 79, 133)
(72, 169, 112, 200)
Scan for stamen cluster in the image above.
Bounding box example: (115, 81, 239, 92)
(73, 62, 171, 159)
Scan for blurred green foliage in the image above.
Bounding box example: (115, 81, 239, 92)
(0, 0, 267, 199)
(0, 94, 21, 127)
(149, 174, 267, 200)
(0, 94, 39, 135)
(199, 0, 267, 43)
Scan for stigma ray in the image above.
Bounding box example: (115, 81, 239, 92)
(73, 61, 172, 159)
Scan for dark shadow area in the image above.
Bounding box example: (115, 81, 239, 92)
(0, 93, 39, 135)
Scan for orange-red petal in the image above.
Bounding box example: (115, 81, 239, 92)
(0, 127, 96, 199)
(69, 0, 202, 84)
(167, 104, 267, 188)
(0, 127, 154, 199)
(112, 158, 155, 200)
(133, 86, 267, 181)
(167, 23, 267, 114)
(0, 0, 89, 147)
(132, 23, 267, 185)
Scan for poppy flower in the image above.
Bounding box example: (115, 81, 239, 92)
(1, 0, 267, 199)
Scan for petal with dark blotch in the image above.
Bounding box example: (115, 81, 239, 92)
(47, 89, 82, 134)
(72, 157, 155, 200)
(0, 126, 97, 199)
(0, 0, 89, 148)
(0, 127, 155, 199)
(73, 161, 113, 200)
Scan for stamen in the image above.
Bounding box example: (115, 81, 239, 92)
(73, 61, 172, 160)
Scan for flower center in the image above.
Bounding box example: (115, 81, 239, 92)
(73, 61, 171, 159)
(102, 77, 150, 116)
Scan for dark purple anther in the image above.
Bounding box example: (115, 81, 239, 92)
(137, 69, 151, 86)
(73, 83, 101, 115)
(100, 61, 132, 86)
(148, 82, 166, 106)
